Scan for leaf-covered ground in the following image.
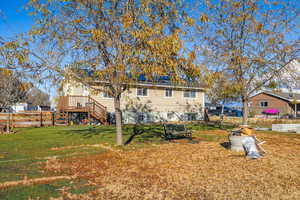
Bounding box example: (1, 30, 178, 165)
(42, 130, 300, 200)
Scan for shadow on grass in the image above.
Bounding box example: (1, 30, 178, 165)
(124, 125, 164, 145)
(188, 122, 234, 131)
(61, 125, 164, 144)
(63, 126, 116, 138)
(61, 122, 234, 144)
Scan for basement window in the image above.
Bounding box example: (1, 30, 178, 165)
(185, 113, 197, 121)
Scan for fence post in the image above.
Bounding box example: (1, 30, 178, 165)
(6, 112, 10, 133)
(40, 111, 43, 127)
(52, 112, 55, 126)
(11, 113, 14, 129)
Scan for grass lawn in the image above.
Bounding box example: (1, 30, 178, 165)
(0, 123, 232, 200)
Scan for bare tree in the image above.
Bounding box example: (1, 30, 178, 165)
(195, 0, 300, 125)
(26, 87, 50, 107)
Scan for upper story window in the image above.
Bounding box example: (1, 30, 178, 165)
(165, 88, 173, 97)
(260, 101, 268, 107)
(137, 87, 148, 96)
(103, 92, 113, 98)
(184, 90, 196, 98)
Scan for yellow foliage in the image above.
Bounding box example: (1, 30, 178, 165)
(72, 19, 82, 24)
(200, 14, 209, 23)
(232, 2, 240, 8)
(188, 51, 196, 60)
(261, 29, 270, 35)
(122, 14, 133, 28)
(0, 68, 13, 76)
(91, 29, 105, 42)
(185, 17, 195, 26)
(4, 41, 17, 49)
(255, 23, 263, 32)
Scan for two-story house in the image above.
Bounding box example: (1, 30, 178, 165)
(57, 78, 206, 125)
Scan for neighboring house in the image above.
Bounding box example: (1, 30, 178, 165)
(11, 103, 28, 113)
(249, 90, 300, 116)
(58, 80, 206, 124)
(27, 105, 51, 111)
(9, 103, 51, 113)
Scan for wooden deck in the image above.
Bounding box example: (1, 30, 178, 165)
(57, 96, 108, 125)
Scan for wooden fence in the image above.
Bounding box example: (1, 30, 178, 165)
(0, 112, 54, 128)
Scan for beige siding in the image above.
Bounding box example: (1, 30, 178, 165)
(90, 87, 204, 113)
(63, 83, 205, 122)
(63, 82, 88, 96)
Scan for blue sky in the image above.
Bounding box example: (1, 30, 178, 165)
(0, 0, 33, 38)
(0, 1, 57, 100)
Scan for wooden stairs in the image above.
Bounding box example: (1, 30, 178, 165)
(56, 96, 108, 125)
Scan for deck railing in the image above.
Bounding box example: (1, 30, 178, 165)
(57, 95, 107, 123)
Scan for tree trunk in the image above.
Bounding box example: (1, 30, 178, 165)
(294, 104, 297, 118)
(114, 96, 123, 145)
(242, 97, 248, 126)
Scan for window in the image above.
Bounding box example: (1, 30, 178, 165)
(260, 101, 268, 107)
(137, 113, 145, 122)
(165, 88, 173, 97)
(136, 113, 151, 123)
(103, 92, 113, 98)
(184, 90, 196, 98)
(137, 87, 148, 96)
(185, 113, 197, 121)
(167, 112, 173, 119)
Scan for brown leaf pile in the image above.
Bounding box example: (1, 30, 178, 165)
(45, 131, 300, 200)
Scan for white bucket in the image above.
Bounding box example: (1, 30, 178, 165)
(229, 135, 250, 152)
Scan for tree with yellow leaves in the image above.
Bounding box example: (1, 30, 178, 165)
(195, 0, 300, 125)
(27, 0, 200, 145)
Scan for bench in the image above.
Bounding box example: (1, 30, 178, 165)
(163, 124, 192, 140)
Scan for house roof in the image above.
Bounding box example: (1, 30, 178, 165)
(93, 80, 206, 90)
(92, 74, 206, 90)
(74, 70, 206, 90)
(251, 90, 300, 102)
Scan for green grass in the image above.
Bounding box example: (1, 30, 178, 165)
(0, 179, 95, 200)
(0, 123, 232, 200)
